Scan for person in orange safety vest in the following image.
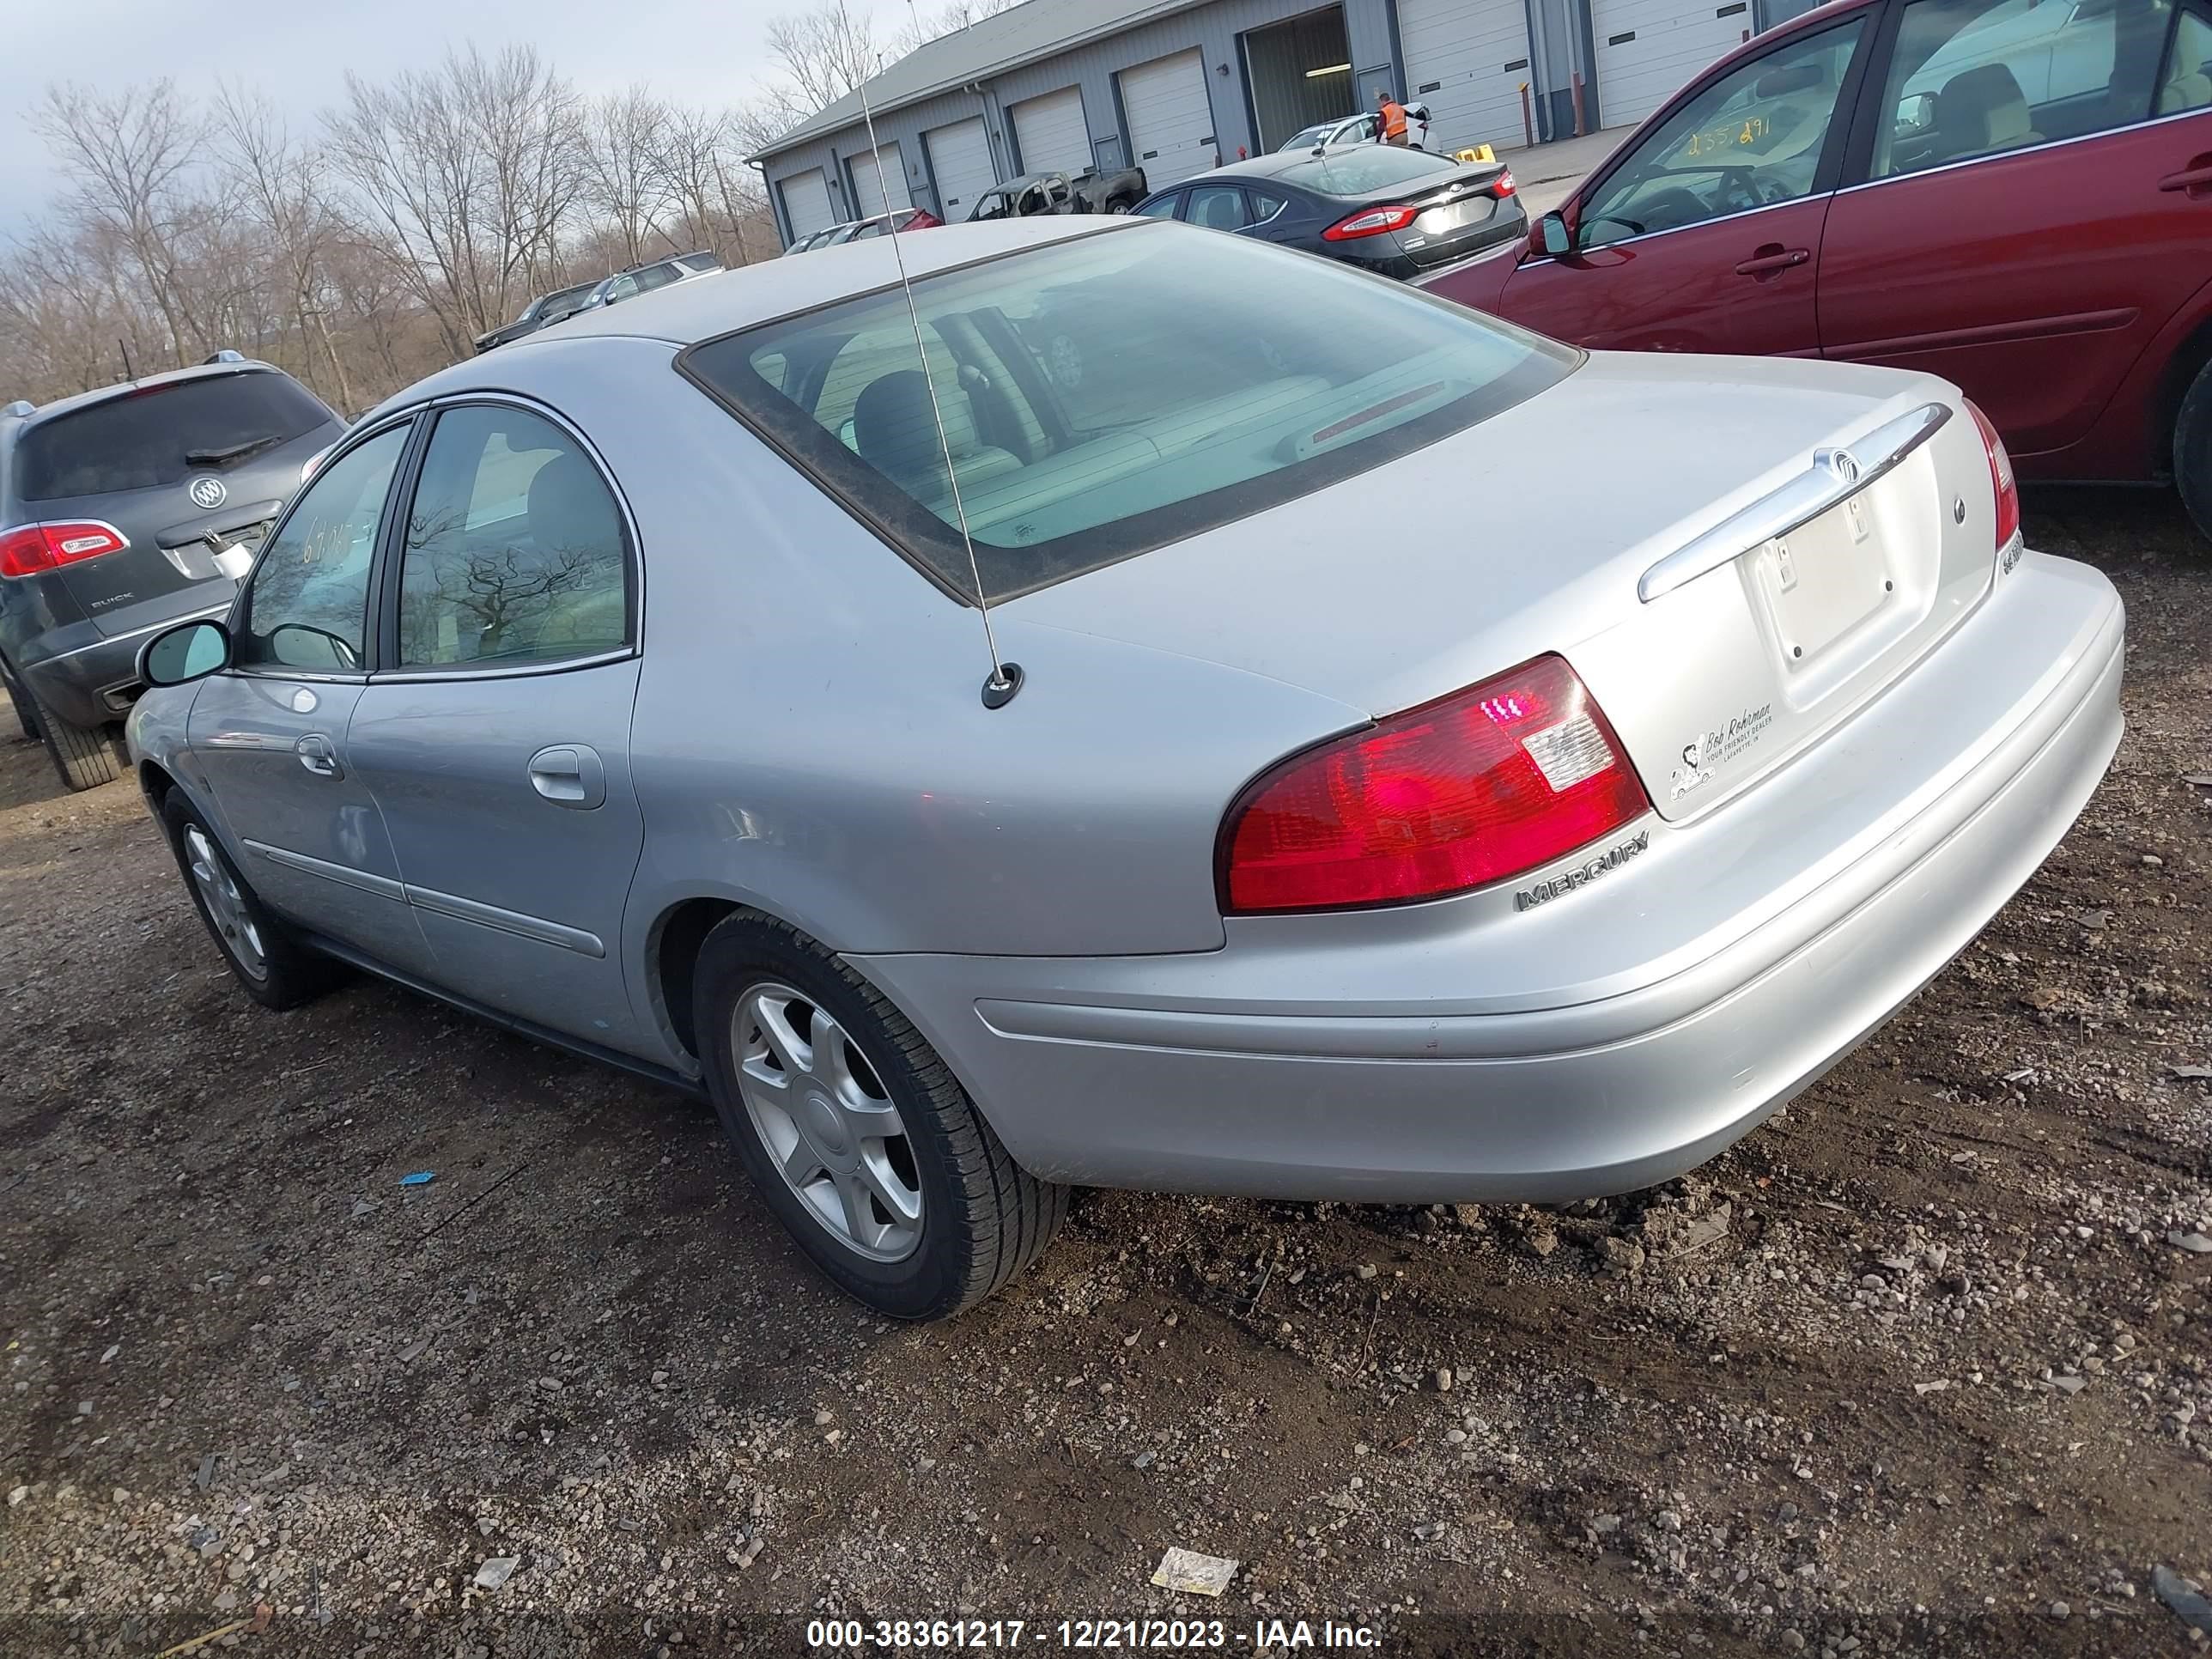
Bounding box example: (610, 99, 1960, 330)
(1376, 88, 1409, 146)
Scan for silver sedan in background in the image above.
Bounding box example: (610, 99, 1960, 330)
(127, 216, 2122, 1318)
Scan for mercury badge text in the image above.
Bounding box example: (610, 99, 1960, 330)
(1514, 830, 1652, 911)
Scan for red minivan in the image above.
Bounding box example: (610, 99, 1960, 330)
(1425, 0, 2212, 533)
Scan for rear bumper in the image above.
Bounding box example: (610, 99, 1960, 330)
(852, 552, 2124, 1201)
(17, 592, 234, 728)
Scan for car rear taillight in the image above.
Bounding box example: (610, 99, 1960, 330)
(1964, 398, 2020, 553)
(0, 520, 131, 580)
(1492, 169, 1516, 198)
(1323, 204, 1419, 240)
(1219, 654, 1651, 914)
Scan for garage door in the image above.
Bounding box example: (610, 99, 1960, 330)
(1011, 86, 1091, 175)
(848, 142, 912, 220)
(1395, 0, 1534, 155)
(780, 167, 835, 242)
(926, 116, 998, 220)
(1118, 49, 1216, 188)
(1594, 0, 1753, 129)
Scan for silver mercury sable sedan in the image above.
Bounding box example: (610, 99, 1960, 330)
(127, 216, 2124, 1319)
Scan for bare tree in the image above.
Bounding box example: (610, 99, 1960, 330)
(211, 84, 356, 412)
(895, 0, 1020, 54)
(763, 1, 881, 118)
(586, 86, 673, 267)
(324, 46, 584, 356)
(30, 80, 218, 359)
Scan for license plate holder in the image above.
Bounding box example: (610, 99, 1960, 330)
(1753, 494, 1890, 666)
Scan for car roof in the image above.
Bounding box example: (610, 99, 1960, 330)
(4, 360, 289, 428)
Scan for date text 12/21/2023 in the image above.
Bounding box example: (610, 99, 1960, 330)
(804, 1618, 1383, 1650)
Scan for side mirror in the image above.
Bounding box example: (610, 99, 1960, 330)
(1537, 210, 1573, 258)
(139, 618, 232, 688)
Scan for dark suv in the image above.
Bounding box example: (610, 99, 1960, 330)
(473, 280, 600, 354)
(1, 355, 344, 789)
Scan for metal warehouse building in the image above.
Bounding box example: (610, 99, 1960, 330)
(754, 0, 1826, 244)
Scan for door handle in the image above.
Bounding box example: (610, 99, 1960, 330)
(527, 744, 606, 810)
(2158, 160, 2212, 196)
(1735, 246, 1811, 277)
(294, 733, 343, 780)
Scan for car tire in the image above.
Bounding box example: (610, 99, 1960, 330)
(0, 655, 41, 743)
(27, 684, 124, 790)
(160, 790, 347, 1011)
(2174, 354, 2212, 544)
(694, 912, 1069, 1319)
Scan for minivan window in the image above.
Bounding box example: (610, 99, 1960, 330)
(681, 223, 1575, 602)
(15, 372, 331, 501)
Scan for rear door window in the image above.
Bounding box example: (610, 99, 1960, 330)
(1185, 185, 1252, 230)
(679, 222, 1575, 602)
(394, 405, 629, 668)
(2162, 3, 2212, 112)
(15, 373, 331, 501)
(1872, 0, 2173, 179)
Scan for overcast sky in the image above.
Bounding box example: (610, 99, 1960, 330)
(1, 0, 921, 234)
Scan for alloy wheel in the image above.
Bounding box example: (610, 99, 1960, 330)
(182, 825, 268, 981)
(732, 981, 923, 1262)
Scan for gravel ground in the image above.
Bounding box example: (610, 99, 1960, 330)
(3, 488, 2209, 1659)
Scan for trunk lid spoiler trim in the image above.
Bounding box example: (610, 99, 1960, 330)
(1638, 400, 1952, 604)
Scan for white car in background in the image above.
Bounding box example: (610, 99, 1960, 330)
(1280, 102, 1432, 152)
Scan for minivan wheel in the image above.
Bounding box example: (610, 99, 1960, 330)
(27, 687, 124, 790)
(2174, 354, 2212, 545)
(160, 792, 346, 1010)
(694, 913, 1068, 1319)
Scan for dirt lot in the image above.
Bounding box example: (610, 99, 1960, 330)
(3, 489, 2209, 1659)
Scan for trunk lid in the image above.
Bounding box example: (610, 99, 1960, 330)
(1389, 175, 1509, 266)
(1007, 350, 1998, 823)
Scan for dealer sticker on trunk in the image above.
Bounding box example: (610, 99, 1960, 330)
(1668, 702, 1775, 801)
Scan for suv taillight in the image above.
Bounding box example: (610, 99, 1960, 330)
(1219, 654, 1651, 914)
(0, 521, 131, 580)
(1965, 398, 2020, 554)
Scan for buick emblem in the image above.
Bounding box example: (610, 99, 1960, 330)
(188, 475, 227, 511)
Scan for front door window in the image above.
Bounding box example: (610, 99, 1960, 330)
(234, 423, 408, 672)
(1577, 20, 1868, 249)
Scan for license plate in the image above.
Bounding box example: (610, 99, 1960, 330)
(1754, 493, 1890, 666)
(212, 542, 255, 580)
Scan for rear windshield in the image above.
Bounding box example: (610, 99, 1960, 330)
(1278, 147, 1458, 194)
(16, 372, 331, 501)
(680, 222, 1574, 602)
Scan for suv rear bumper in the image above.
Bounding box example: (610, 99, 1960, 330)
(18, 592, 234, 728)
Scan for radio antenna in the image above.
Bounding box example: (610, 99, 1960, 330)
(855, 64, 1022, 708)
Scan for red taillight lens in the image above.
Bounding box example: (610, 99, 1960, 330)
(0, 521, 130, 580)
(1323, 204, 1419, 240)
(1220, 654, 1651, 914)
(1964, 398, 2019, 551)
(1492, 169, 1516, 197)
